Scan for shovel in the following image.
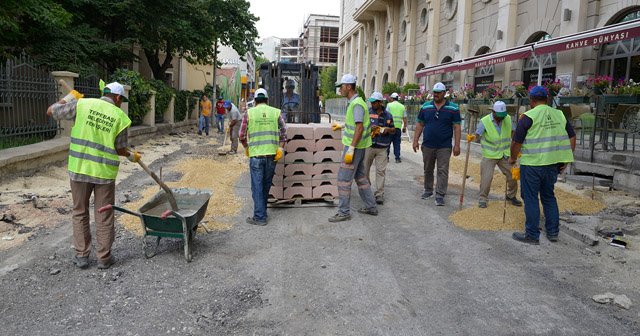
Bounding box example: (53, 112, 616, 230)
(217, 126, 229, 156)
(136, 158, 179, 211)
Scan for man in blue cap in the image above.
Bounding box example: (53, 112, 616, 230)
(509, 85, 576, 245)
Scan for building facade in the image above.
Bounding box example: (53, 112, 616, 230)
(338, 0, 640, 94)
(259, 36, 281, 62)
(276, 38, 303, 63)
(300, 14, 341, 70)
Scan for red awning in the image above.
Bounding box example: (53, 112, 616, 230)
(415, 61, 461, 78)
(458, 45, 533, 71)
(534, 18, 640, 55)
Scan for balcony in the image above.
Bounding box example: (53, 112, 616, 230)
(353, 0, 386, 22)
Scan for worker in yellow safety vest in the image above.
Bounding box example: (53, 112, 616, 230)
(474, 101, 522, 209)
(509, 86, 576, 245)
(239, 88, 286, 226)
(386, 92, 407, 163)
(328, 74, 377, 222)
(47, 82, 139, 270)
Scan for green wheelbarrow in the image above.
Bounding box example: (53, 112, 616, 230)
(98, 188, 212, 262)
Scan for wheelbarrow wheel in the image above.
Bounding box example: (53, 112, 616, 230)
(143, 236, 160, 259)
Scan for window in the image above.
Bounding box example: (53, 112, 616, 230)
(445, 0, 458, 20)
(397, 69, 405, 86)
(522, 33, 556, 88)
(474, 47, 494, 94)
(383, 73, 389, 85)
(401, 21, 407, 41)
(598, 9, 640, 83)
(420, 8, 429, 32)
(319, 47, 338, 63)
(440, 56, 454, 89)
(320, 27, 339, 43)
(386, 30, 391, 48)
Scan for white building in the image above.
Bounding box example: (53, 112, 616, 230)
(338, 0, 640, 94)
(259, 36, 280, 62)
(301, 14, 341, 70)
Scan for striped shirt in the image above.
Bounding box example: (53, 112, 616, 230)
(416, 100, 461, 148)
(51, 97, 129, 184)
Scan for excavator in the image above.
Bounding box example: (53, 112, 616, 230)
(258, 62, 322, 124)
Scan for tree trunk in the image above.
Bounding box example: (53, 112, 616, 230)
(212, 40, 218, 99)
(144, 47, 173, 81)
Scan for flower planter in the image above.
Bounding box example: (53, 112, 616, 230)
(601, 95, 640, 104)
(558, 96, 591, 105)
(499, 98, 515, 104)
(468, 98, 489, 106)
(517, 97, 530, 106)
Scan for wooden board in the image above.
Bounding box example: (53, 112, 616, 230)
(267, 197, 337, 208)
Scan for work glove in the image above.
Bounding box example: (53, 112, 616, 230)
(511, 167, 520, 181)
(245, 147, 250, 157)
(127, 151, 141, 163)
(274, 147, 284, 161)
(331, 122, 344, 131)
(402, 127, 407, 133)
(344, 146, 354, 164)
(466, 134, 475, 142)
(371, 125, 380, 138)
(62, 90, 84, 103)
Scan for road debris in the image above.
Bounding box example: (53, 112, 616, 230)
(592, 293, 632, 309)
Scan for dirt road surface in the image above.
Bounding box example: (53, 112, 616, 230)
(1, 133, 639, 335)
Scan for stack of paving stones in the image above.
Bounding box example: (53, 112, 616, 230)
(269, 123, 343, 202)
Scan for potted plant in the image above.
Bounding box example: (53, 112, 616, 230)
(587, 75, 612, 95)
(544, 79, 563, 97)
(557, 86, 592, 105)
(602, 79, 640, 104)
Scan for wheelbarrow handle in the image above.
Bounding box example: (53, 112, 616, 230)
(160, 210, 185, 221)
(99, 204, 142, 217)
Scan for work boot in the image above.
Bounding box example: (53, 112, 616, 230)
(435, 197, 445, 206)
(507, 197, 523, 207)
(396, 158, 401, 163)
(546, 234, 559, 242)
(97, 257, 115, 270)
(421, 191, 433, 199)
(328, 213, 352, 222)
(72, 256, 89, 269)
(357, 207, 378, 216)
(512, 232, 540, 245)
(375, 195, 384, 205)
(246, 217, 267, 226)
(478, 201, 487, 208)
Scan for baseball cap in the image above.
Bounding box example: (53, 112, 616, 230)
(103, 82, 129, 102)
(492, 101, 508, 117)
(255, 88, 268, 98)
(223, 100, 231, 108)
(368, 92, 384, 102)
(390, 92, 399, 99)
(529, 85, 548, 98)
(285, 80, 295, 88)
(432, 82, 446, 92)
(335, 74, 357, 87)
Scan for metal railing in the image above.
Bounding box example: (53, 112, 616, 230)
(325, 97, 348, 118)
(0, 55, 59, 149)
(75, 75, 101, 98)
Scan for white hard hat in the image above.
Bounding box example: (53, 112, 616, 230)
(390, 92, 399, 99)
(255, 88, 268, 98)
(492, 101, 508, 117)
(104, 82, 129, 102)
(368, 92, 384, 102)
(432, 82, 446, 92)
(335, 74, 357, 87)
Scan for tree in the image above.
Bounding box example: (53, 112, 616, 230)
(255, 55, 270, 68)
(319, 65, 338, 97)
(382, 82, 402, 95)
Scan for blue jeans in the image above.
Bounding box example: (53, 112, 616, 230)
(387, 128, 402, 160)
(337, 146, 377, 215)
(198, 115, 210, 135)
(520, 165, 560, 240)
(215, 114, 225, 132)
(249, 156, 276, 222)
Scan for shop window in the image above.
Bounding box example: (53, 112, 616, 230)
(598, 9, 640, 83)
(522, 33, 556, 88)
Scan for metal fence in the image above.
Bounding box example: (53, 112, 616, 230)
(75, 75, 102, 98)
(325, 97, 348, 118)
(0, 55, 59, 149)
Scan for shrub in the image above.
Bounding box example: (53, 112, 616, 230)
(174, 90, 192, 122)
(382, 82, 402, 95)
(111, 69, 152, 126)
(402, 83, 420, 94)
(149, 79, 174, 122)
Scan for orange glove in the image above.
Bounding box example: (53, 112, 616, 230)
(466, 134, 475, 142)
(62, 90, 84, 103)
(371, 125, 380, 138)
(245, 147, 249, 157)
(344, 147, 354, 164)
(274, 147, 284, 161)
(511, 167, 520, 180)
(127, 151, 141, 163)
(331, 122, 343, 131)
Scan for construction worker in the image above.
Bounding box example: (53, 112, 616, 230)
(226, 100, 241, 154)
(46, 82, 139, 270)
(510, 86, 576, 244)
(387, 92, 407, 163)
(281, 79, 300, 121)
(239, 88, 286, 226)
(215, 96, 225, 133)
(363, 92, 395, 205)
(329, 74, 377, 222)
(475, 101, 522, 208)
(412, 82, 461, 206)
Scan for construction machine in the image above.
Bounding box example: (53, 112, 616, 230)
(258, 62, 321, 124)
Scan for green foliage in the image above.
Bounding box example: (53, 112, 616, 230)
(402, 83, 420, 94)
(255, 55, 270, 68)
(320, 66, 338, 98)
(111, 69, 152, 126)
(382, 82, 402, 95)
(149, 80, 174, 121)
(174, 90, 192, 122)
(204, 0, 260, 67)
(356, 86, 365, 100)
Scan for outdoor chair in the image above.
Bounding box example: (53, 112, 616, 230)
(570, 104, 599, 149)
(610, 104, 637, 152)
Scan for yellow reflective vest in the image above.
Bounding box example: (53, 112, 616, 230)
(247, 104, 281, 157)
(68, 98, 131, 180)
(387, 100, 405, 129)
(342, 96, 372, 149)
(521, 104, 574, 166)
(480, 114, 512, 159)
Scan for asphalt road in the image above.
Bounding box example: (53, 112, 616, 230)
(1, 140, 638, 335)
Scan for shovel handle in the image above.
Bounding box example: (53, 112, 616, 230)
(136, 159, 179, 211)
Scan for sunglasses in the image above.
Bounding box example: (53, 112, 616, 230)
(434, 110, 439, 120)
